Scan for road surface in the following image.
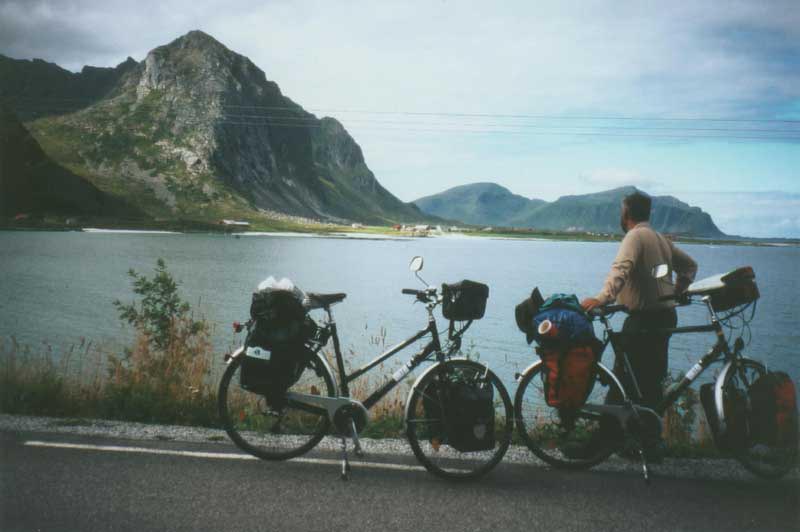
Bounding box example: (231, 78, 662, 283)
(1, 430, 798, 532)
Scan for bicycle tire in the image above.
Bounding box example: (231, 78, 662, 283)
(405, 359, 513, 480)
(218, 351, 335, 460)
(514, 360, 622, 470)
(724, 358, 798, 479)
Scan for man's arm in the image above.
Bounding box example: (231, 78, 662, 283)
(670, 241, 697, 293)
(581, 232, 639, 311)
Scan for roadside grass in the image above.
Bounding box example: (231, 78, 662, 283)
(0, 260, 725, 459)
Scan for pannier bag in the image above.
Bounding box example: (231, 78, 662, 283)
(747, 371, 798, 448)
(422, 373, 496, 452)
(240, 344, 314, 409)
(441, 280, 489, 321)
(538, 342, 600, 410)
(249, 288, 308, 348)
(529, 297, 600, 410)
(711, 266, 760, 312)
(700, 382, 749, 451)
(242, 281, 316, 408)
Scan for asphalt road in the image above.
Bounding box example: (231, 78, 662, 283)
(1, 430, 798, 532)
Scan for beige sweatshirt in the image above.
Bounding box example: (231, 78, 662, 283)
(596, 222, 698, 311)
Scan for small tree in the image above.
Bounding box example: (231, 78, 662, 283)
(108, 258, 215, 425)
(113, 258, 204, 351)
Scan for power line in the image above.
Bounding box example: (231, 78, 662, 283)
(6, 95, 799, 124)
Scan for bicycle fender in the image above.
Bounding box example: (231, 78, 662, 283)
(517, 359, 629, 403)
(225, 346, 246, 363)
(714, 358, 765, 435)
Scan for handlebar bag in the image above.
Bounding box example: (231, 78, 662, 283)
(710, 266, 760, 312)
(747, 371, 798, 448)
(442, 280, 489, 321)
(537, 340, 601, 410)
(422, 373, 496, 452)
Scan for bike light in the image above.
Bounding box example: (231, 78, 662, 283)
(233, 321, 244, 333)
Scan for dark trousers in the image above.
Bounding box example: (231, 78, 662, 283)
(606, 307, 677, 411)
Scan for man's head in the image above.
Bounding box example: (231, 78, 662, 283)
(620, 191, 651, 233)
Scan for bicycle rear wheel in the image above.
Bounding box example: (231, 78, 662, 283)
(405, 359, 513, 480)
(515, 360, 622, 469)
(218, 352, 335, 460)
(724, 358, 798, 479)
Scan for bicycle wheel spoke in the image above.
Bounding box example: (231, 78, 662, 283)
(219, 354, 334, 460)
(515, 362, 619, 469)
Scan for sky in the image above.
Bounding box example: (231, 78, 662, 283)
(1, 0, 799, 237)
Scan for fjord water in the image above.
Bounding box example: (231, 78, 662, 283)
(1, 231, 797, 387)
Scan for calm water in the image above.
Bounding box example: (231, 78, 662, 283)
(1, 231, 798, 388)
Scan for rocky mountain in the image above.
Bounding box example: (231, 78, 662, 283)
(1, 31, 429, 225)
(414, 183, 725, 237)
(0, 54, 138, 120)
(0, 107, 141, 219)
(414, 182, 545, 226)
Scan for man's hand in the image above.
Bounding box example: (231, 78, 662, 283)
(674, 277, 690, 295)
(581, 297, 603, 312)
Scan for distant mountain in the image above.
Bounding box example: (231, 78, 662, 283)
(0, 31, 430, 225)
(414, 183, 725, 237)
(0, 107, 142, 219)
(414, 182, 545, 226)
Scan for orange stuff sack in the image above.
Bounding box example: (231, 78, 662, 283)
(538, 343, 599, 410)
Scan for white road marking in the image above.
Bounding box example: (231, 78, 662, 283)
(23, 440, 438, 473)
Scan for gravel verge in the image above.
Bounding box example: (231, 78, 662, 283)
(1, 413, 796, 482)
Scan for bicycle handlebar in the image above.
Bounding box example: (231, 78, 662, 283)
(402, 288, 420, 295)
(589, 304, 628, 317)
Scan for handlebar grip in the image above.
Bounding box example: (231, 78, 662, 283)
(402, 289, 420, 295)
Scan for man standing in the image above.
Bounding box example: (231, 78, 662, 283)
(581, 191, 698, 411)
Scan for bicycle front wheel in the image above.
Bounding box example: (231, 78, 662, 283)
(724, 358, 798, 479)
(405, 359, 513, 480)
(515, 360, 622, 469)
(218, 352, 335, 460)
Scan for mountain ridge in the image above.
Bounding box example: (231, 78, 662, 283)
(414, 183, 724, 237)
(1, 30, 432, 225)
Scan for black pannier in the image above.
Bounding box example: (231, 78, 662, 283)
(710, 266, 760, 312)
(422, 373, 495, 452)
(241, 289, 316, 408)
(249, 289, 308, 348)
(441, 280, 489, 321)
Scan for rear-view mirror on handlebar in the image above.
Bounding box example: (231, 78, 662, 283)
(409, 256, 424, 272)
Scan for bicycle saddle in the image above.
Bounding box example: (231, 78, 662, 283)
(306, 292, 347, 308)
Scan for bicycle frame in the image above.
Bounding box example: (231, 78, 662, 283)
(291, 303, 469, 417)
(596, 295, 742, 418)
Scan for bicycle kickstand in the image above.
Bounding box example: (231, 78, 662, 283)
(638, 447, 651, 485)
(339, 436, 351, 481)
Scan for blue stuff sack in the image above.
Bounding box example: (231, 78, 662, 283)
(532, 307, 594, 344)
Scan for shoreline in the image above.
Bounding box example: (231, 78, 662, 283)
(1, 224, 798, 247)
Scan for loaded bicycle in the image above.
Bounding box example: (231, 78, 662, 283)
(218, 256, 513, 480)
(514, 266, 798, 481)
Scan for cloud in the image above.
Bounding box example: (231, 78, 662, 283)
(578, 169, 658, 192)
(677, 190, 800, 238)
